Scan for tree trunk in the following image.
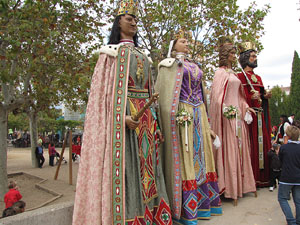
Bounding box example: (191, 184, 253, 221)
(29, 112, 38, 168)
(0, 106, 8, 199)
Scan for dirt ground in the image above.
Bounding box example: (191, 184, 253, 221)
(0, 147, 293, 224)
(0, 147, 78, 212)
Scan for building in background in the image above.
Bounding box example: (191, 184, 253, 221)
(62, 104, 86, 122)
(280, 86, 290, 95)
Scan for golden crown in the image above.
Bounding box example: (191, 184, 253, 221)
(174, 29, 193, 40)
(117, 0, 139, 16)
(238, 42, 256, 53)
(218, 36, 234, 48)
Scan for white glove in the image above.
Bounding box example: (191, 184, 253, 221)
(244, 111, 253, 124)
(213, 135, 221, 149)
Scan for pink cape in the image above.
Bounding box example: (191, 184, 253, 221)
(72, 54, 117, 225)
(209, 68, 256, 199)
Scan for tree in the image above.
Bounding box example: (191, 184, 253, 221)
(0, 0, 105, 198)
(287, 51, 300, 120)
(269, 86, 289, 126)
(105, 0, 270, 80)
(8, 113, 29, 132)
(0, 0, 270, 199)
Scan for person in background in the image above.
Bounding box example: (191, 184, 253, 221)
(48, 142, 56, 167)
(293, 120, 300, 141)
(38, 135, 44, 146)
(271, 126, 278, 143)
(278, 125, 300, 225)
(4, 181, 22, 209)
(35, 142, 45, 168)
(12, 201, 26, 214)
(1, 207, 16, 218)
(276, 115, 291, 144)
(268, 144, 281, 191)
(288, 114, 295, 124)
(292, 120, 300, 130)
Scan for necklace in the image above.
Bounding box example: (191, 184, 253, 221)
(245, 71, 258, 83)
(121, 43, 145, 85)
(120, 39, 134, 46)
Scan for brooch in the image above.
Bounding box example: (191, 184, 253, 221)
(251, 74, 258, 83)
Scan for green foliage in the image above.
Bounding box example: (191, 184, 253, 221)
(269, 86, 289, 126)
(288, 51, 300, 120)
(1, 1, 270, 109)
(8, 113, 29, 131)
(8, 110, 82, 133)
(1, 0, 104, 113)
(57, 119, 83, 130)
(104, 0, 270, 80)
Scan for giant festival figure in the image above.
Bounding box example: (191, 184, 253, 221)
(237, 42, 272, 188)
(72, 1, 172, 224)
(209, 38, 257, 206)
(155, 30, 222, 224)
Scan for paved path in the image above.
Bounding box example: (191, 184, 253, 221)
(2, 147, 292, 224)
(200, 188, 290, 225)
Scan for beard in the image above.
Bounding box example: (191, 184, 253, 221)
(248, 60, 258, 68)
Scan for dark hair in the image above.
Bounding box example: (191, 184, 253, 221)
(170, 39, 178, 58)
(293, 120, 300, 129)
(279, 115, 290, 137)
(172, 39, 178, 50)
(108, 15, 139, 47)
(239, 50, 255, 69)
(12, 201, 26, 214)
(291, 114, 295, 116)
(219, 44, 236, 67)
(2, 207, 16, 218)
(280, 115, 290, 124)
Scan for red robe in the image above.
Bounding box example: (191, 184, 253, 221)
(237, 71, 272, 187)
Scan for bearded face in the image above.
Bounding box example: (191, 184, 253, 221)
(248, 59, 258, 68)
(247, 51, 258, 68)
(239, 50, 258, 69)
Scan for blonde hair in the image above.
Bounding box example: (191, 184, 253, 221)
(8, 180, 17, 189)
(286, 125, 300, 141)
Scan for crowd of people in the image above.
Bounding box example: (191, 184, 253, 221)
(35, 135, 81, 168)
(71, 1, 300, 225)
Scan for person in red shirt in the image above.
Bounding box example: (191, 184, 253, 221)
(48, 142, 56, 167)
(4, 181, 22, 208)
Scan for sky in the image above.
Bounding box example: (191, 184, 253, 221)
(237, 0, 300, 89)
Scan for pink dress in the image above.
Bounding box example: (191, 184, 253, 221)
(210, 68, 256, 200)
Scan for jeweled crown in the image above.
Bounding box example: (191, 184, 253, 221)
(117, 0, 139, 16)
(238, 42, 256, 53)
(218, 36, 234, 48)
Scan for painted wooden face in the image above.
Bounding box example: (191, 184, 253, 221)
(248, 51, 258, 68)
(119, 14, 137, 38)
(174, 38, 189, 54)
(227, 48, 237, 64)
